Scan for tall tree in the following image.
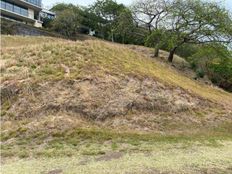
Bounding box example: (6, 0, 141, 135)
(131, 0, 170, 56)
(51, 4, 83, 37)
(90, 0, 126, 41)
(131, 0, 169, 33)
(163, 0, 232, 62)
(114, 9, 136, 43)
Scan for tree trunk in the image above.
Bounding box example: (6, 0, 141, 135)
(148, 26, 152, 34)
(168, 47, 177, 63)
(122, 33, 125, 44)
(154, 44, 160, 57)
(111, 32, 114, 42)
(154, 46, 159, 57)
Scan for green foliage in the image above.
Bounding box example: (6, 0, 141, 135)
(50, 4, 83, 37)
(196, 68, 205, 78)
(113, 9, 135, 43)
(209, 57, 232, 92)
(89, 0, 126, 41)
(48, 1, 147, 44)
(176, 44, 199, 59)
(190, 44, 232, 91)
(51, 3, 77, 12)
(145, 29, 165, 47)
(52, 10, 82, 37)
(42, 17, 53, 28)
(81, 8, 102, 33)
(162, 0, 232, 62)
(90, 0, 125, 21)
(0, 19, 16, 35)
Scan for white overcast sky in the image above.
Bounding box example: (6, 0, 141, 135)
(43, 0, 232, 11)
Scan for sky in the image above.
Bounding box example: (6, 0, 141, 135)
(43, 0, 232, 11)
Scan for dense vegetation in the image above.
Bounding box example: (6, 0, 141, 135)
(43, 0, 232, 91)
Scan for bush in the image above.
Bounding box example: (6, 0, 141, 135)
(208, 58, 232, 92)
(196, 68, 205, 78)
(188, 44, 232, 92)
(1, 19, 16, 35)
(176, 44, 199, 59)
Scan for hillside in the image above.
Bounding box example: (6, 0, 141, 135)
(1, 36, 232, 174)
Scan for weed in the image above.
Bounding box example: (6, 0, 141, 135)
(81, 149, 106, 156)
(111, 142, 119, 150)
(18, 150, 30, 158)
(1, 150, 16, 158)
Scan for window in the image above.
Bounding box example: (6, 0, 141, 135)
(5, 2, 13, 11)
(13, 5, 20, 14)
(21, 8, 28, 16)
(1, 1, 6, 9)
(26, 0, 41, 7)
(0, 0, 28, 17)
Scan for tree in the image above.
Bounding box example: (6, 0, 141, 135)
(51, 3, 77, 12)
(90, 0, 126, 41)
(81, 8, 102, 35)
(50, 4, 83, 37)
(145, 29, 167, 57)
(131, 0, 170, 56)
(113, 9, 136, 43)
(52, 9, 82, 37)
(163, 0, 232, 62)
(131, 0, 169, 33)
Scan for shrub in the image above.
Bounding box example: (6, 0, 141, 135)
(196, 68, 205, 78)
(208, 58, 232, 92)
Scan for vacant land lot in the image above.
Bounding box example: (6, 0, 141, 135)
(1, 36, 232, 174)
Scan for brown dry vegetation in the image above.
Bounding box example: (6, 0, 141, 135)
(1, 35, 232, 131)
(1, 35, 232, 173)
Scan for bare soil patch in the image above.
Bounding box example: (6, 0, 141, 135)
(95, 152, 124, 162)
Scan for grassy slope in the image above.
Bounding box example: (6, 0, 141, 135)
(1, 35, 232, 105)
(1, 35, 232, 173)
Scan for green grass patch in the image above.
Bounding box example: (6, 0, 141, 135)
(1, 126, 232, 159)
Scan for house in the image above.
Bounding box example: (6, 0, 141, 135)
(0, 0, 55, 28)
(40, 9, 56, 21)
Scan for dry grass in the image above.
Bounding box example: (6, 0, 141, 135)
(1, 35, 65, 48)
(1, 35, 232, 107)
(1, 35, 231, 131)
(1, 35, 232, 173)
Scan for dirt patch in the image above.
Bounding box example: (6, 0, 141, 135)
(95, 152, 124, 162)
(198, 167, 232, 174)
(78, 157, 92, 165)
(42, 169, 63, 174)
(5, 76, 210, 120)
(126, 167, 173, 174)
(127, 167, 232, 174)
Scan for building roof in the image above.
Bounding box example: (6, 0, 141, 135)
(41, 9, 56, 15)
